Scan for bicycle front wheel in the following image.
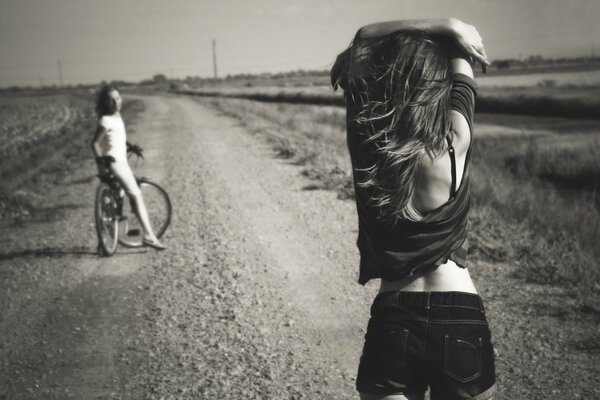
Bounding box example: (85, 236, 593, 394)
(95, 183, 119, 256)
(118, 179, 172, 248)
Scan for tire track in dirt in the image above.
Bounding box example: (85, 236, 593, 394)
(174, 96, 371, 363)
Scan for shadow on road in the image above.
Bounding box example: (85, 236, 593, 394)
(35, 203, 87, 217)
(0, 246, 97, 261)
(59, 175, 96, 186)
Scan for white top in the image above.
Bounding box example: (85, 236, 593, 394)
(98, 114, 127, 161)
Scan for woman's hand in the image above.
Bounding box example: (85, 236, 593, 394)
(126, 142, 144, 159)
(448, 18, 490, 68)
(96, 156, 114, 176)
(350, 18, 490, 74)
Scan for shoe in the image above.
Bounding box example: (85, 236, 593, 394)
(142, 238, 167, 251)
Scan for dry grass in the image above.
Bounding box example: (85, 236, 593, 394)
(505, 136, 600, 191)
(470, 136, 600, 291)
(202, 98, 353, 199)
(198, 96, 600, 303)
(476, 90, 600, 119)
(0, 95, 75, 157)
(477, 68, 600, 88)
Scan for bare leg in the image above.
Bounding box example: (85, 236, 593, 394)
(128, 191, 157, 241)
(110, 160, 159, 242)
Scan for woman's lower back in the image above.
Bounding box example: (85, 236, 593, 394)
(379, 259, 478, 294)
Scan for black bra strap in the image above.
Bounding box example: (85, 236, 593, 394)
(447, 136, 457, 198)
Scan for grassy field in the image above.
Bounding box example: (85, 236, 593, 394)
(477, 67, 600, 88)
(0, 91, 144, 219)
(196, 95, 600, 305)
(0, 95, 75, 157)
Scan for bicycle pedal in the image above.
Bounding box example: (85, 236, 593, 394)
(127, 229, 141, 236)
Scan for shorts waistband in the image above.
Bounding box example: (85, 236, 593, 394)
(372, 291, 485, 311)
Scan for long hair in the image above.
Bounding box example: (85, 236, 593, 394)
(95, 84, 118, 117)
(348, 30, 452, 223)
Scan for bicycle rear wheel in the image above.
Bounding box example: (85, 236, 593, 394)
(118, 179, 171, 248)
(95, 183, 119, 256)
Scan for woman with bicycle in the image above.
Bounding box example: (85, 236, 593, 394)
(91, 85, 166, 251)
(332, 18, 496, 399)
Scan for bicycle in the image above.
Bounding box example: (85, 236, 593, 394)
(94, 144, 171, 256)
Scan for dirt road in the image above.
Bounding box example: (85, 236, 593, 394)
(0, 95, 598, 399)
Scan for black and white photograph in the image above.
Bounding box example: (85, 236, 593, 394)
(1, 0, 599, 398)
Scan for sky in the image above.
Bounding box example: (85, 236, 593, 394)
(1, 0, 599, 87)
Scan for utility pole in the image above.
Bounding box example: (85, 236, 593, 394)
(212, 39, 218, 79)
(591, 26, 595, 59)
(57, 60, 64, 86)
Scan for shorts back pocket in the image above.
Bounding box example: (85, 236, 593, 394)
(444, 334, 482, 383)
(364, 326, 409, 374)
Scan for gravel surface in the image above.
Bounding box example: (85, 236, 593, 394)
(0, 95, 598, 399)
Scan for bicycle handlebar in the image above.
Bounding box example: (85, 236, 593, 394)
(126, 142, 144, 159)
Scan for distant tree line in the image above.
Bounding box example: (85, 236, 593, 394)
(491, 55, 600, 70)
(3, 55, 600, 93)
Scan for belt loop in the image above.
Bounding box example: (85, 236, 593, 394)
(425, 292, 430, 310)
(478, 296, 485, 313)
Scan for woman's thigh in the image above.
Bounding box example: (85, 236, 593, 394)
(110, 160, 141, 196)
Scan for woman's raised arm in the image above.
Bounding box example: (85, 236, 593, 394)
(355, 18, 454, 40)
(355, 18, 489, 68)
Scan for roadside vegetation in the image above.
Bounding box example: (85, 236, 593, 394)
(198, 96, 600, 305)
(470, 135, 600, 292)
(203, 98, 352, 198)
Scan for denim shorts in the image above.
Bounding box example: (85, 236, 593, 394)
(356, 291, 496, 400)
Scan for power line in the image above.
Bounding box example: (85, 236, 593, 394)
(57, 60, 63, 86)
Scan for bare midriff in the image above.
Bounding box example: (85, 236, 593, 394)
(378, 259, 478, 294)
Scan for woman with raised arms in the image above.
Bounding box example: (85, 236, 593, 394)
(332, 18, 496, 400)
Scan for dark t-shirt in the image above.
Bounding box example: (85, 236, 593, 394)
(450, 73, 478, 133)
(339, 70, 478, 284)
